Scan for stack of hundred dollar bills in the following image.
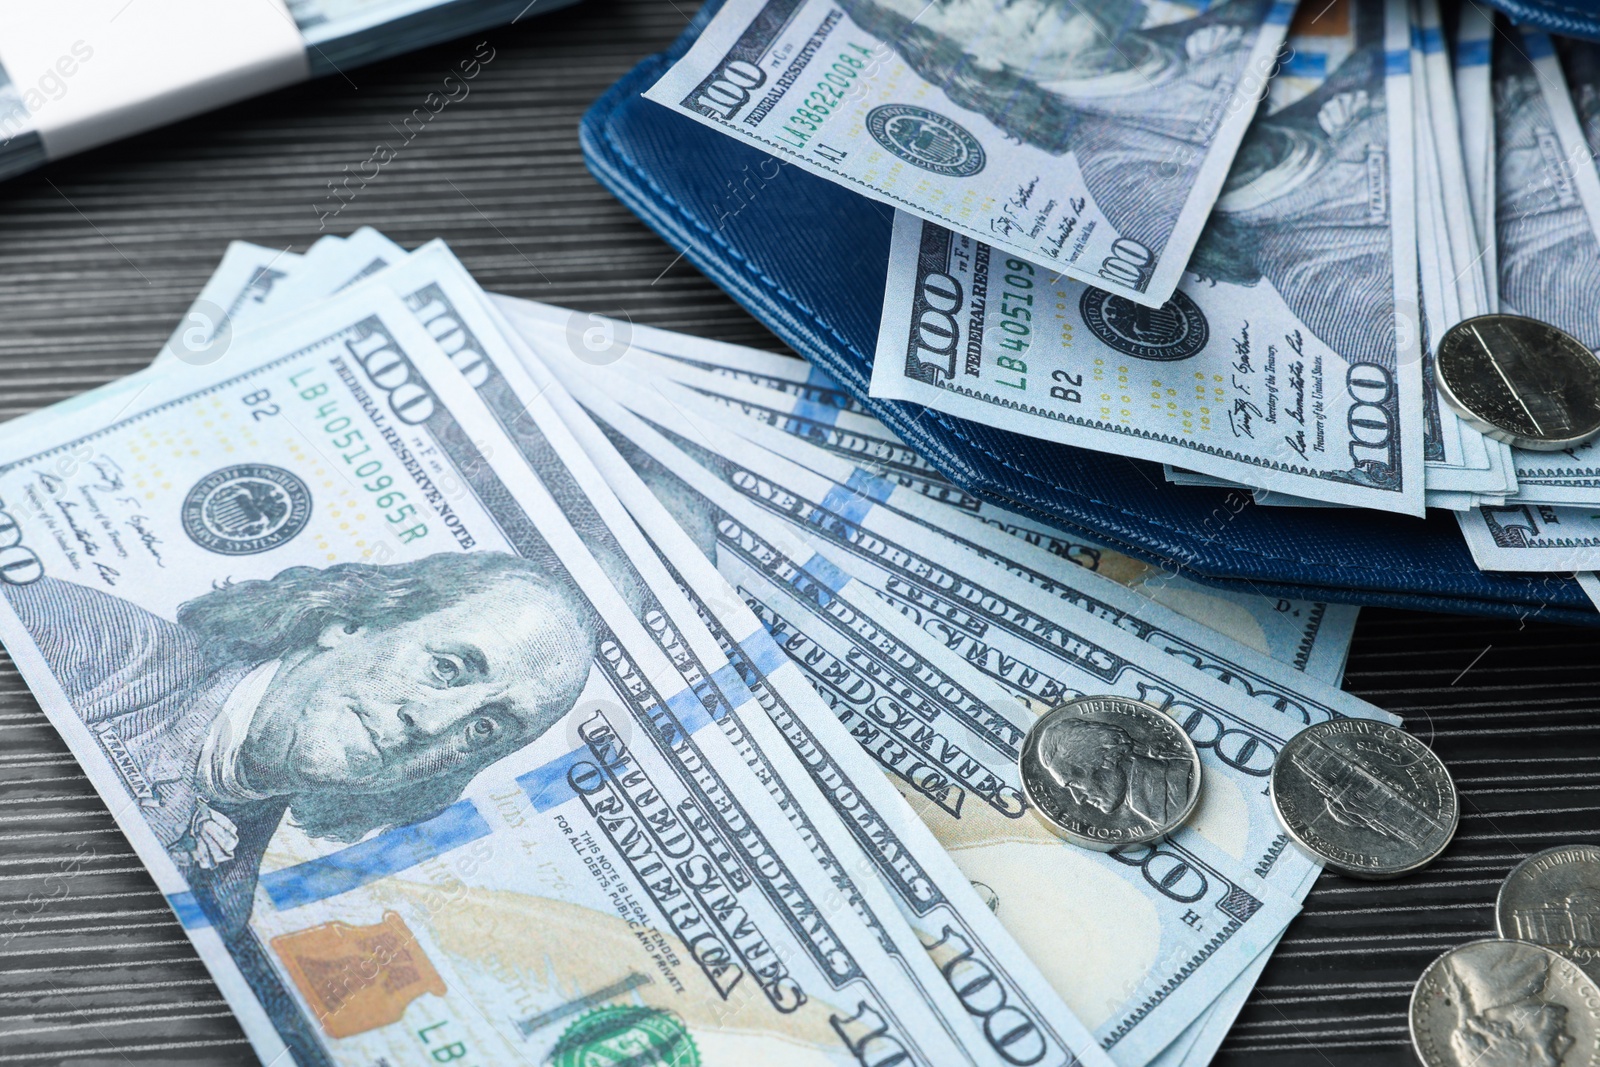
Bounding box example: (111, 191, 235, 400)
(646, 0, 1600, 599)
(0, 0, 574, 184)
(0, 226, 1409, 1067)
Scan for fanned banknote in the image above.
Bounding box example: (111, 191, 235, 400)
(1454, 2, 1495, 295)
(285, 238, 1098, 1067)
(645, 0, 1297, 307)
(544, 359, 1432, 1065)
(529, 352, 1304, 1065)
(870, 0, 1425, 514)
(618, 373, 1387, 729)
(0, 284, 1012, 1067)
(1462, 30, 1600, 507)
(1458, 501, 1600, 572)
(491, 294, 1362, 685)
(1408, 0, 1513, 508)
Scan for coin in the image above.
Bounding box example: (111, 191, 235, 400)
(1269, 719, 1457, 879)
(1436, 314, 1600, 451)
(1019, 695, 1201, 851)
(1498, 845, 1600, 985)
(1410, 939, 1600, 1067)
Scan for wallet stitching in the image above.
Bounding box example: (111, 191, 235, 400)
(590, 76, 1584, 601)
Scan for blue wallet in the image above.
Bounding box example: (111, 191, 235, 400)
(578, 0, 1598, 625)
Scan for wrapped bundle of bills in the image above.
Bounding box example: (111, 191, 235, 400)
(0, 0, 576, 183)
(0, 227, 1421, 1066)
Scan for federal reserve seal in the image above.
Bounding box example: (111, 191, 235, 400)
(181, 465, 312, 556)
(550, 1006, 699, 1067)
(865, 104, 985, 178)
(1080, 288, 1209, 362)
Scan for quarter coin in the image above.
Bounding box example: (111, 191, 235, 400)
(1410, 939, 1600, 1067)
(1497, 844, 1600, 985)
(1436, 314, 1600, 451)
(1270, 719, 1457, 879)
(1020, 695, 1201, 851)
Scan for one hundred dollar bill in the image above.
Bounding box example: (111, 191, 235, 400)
(869, 0, 1427, 514)
(1417, 0, 1487, 322)
(1474, 31, 1600, 507)
(1408, 0, 1513, 507)
(1458, 501, 1600, 572)
(155, 240, 302, 366)
(638, 371, 1389, 727)
(1455, 2, 1495, 299)
(645, 0, 1296, 307)
(554, 364, 1431, 1063)
(490, 294, 1362, 686)
(0, 285, 1000, 1067)
(563, 360, 1399, 743)
(533, 352, 1304, 1066)
(300, 240, 1079, 1067)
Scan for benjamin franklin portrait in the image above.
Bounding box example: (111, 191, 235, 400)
(1037, 716, 1195, 833)
(1442, 949, 1576, 1067)
(7, 551, 598, 937)
(1185, 0, 1396, 366)
(837, 0, 1268, 256)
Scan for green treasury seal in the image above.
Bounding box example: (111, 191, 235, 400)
(550, 1005, 699, 1067)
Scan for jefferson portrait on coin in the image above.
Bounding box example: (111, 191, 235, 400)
(7, 551, 599, 937)
(1440, 949, 1575, 1067)
(1037, 715, 1196, 833)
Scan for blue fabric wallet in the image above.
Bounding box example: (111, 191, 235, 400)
(577, 0, 1599, 625)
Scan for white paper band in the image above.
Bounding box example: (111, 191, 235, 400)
(0, 0, 310, 161)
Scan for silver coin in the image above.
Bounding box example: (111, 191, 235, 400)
(1498, 845, 1600, 986)
(1019, 695, 1201, 851)
(1269, 719, 1457, 879)
(1436, 314, 1600, 451)
(1410, 938, 1600, 1067)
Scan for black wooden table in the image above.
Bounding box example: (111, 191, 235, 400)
(0, 2, 1595, 1063)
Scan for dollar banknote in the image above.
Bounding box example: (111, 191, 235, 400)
(660, 361, 1362, 683)
(550, 363, 1437, 1064)
(1418, 0, 1488, 322)
(1465, 30, 1600, 507)
(1407, 0, 1513, 508)
(549, 357, 1398, 875)
(568, 360, 1401, 743)
(537, 340, 1378, 721)
(530, 350, 1303, 1065)
(157, 240, 303, 365)
(1492, 28, 1600, 438)
(491, 294, 1363, 685)
(645, 0, 1297, 307)
(263, 227, 409, 314)
(279, 239, 1091, 1067)
(665, 381, 1383, 722)
(0, 283, 1011, 1067)
(1458, 502, 1600, 572)
(1454, 2, 1495, 299)
(870, 0, 1427, 515)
